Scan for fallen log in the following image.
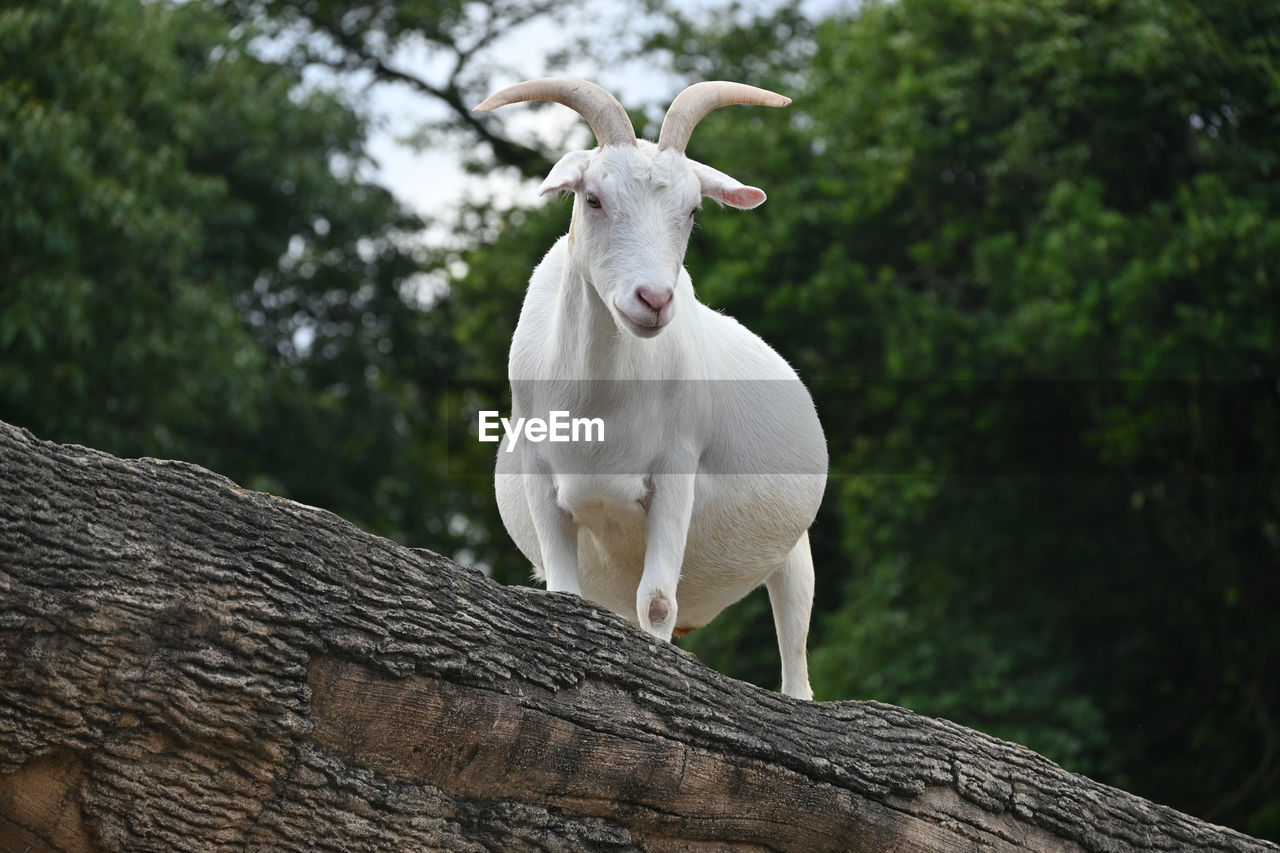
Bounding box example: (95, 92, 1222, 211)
(0, 419, 1273, 852)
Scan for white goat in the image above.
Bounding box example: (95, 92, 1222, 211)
(477, 78, 826, 699)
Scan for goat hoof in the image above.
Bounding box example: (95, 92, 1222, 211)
(648, 595, 671, 626)
(640, 591, 677, 641)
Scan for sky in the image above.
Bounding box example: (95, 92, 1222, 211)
(337, 0, 853, 242)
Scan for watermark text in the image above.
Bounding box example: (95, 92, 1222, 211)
(478, 410, 605, 452)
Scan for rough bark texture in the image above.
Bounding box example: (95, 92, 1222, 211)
(0, 418, 1274, 853)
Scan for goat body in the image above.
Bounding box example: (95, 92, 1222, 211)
(481, 81, 826, 699)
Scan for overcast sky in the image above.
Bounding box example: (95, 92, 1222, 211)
(343, 0, 852, 240)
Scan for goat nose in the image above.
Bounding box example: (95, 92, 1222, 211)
(636, 286, 673, 312)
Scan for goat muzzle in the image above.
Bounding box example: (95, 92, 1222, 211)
(636, 286, 674, 313)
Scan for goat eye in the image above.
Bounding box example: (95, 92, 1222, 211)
(585, 193, 602, 209)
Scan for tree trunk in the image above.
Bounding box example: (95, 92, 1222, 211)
(0, 419, 1273, 853)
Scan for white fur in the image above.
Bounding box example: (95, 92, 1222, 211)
(495, 140, 826, 700)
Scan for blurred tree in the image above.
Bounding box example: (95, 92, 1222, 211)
(210, 0, 670, 179)
(0, 0, 264, 465)
(0, 0, 466, 551)
(435, 200, 567, 580)
(647, 0, 1280, 839)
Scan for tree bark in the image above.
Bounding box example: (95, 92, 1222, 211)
(0, 419, 1273, 853)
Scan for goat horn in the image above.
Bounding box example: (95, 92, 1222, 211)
(657, 81, 791, 153)
(474, 77, 637, 148)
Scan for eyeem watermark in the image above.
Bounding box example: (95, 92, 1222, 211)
(478, 410, 604, 452)
(461, 380, 828, 474)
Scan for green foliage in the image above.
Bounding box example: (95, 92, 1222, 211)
(667, 0, 1280, 837)
(211, 0, 671, 178)
(442, 199, 573, 580)
(0, 0, 261, 462)
(0, 0, 467, 554)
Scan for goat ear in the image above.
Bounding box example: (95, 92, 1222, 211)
(689, 161, 767, 210)
(538, 151, 591, 196)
